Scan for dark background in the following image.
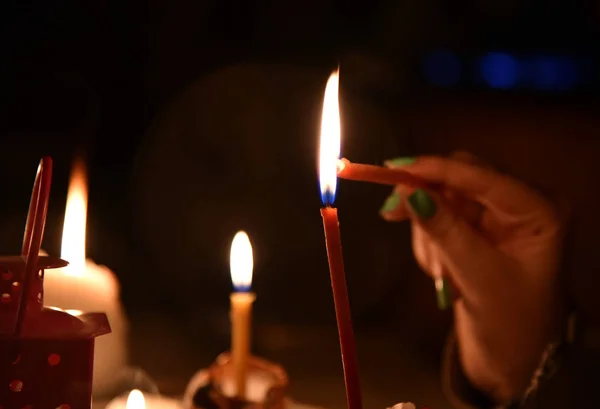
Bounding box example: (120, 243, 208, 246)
(1, 1, 600, 407)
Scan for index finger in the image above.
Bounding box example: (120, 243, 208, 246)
(399, 156, 552, 216)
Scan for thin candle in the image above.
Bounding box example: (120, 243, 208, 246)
(229, 231, 256, 400)
(318, 70, 363, 409)
(336, 158, 429, 187)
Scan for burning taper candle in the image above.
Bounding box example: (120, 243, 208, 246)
(318, 70, 363, 409)
(229, 231, 256, 400)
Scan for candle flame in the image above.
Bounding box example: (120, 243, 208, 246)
(318, 70, 341, 205)
(230, 231, 253, 292)
(126, 389, 146, 409)
(60, 158, 88, 276)
(47, 306, 83, 317)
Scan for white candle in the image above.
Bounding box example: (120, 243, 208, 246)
(106, 389, 182, 409)
(42, 158, 128, 397)
(229, 231, 256, 400)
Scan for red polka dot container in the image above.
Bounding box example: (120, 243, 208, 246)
(0, 157, 111, 408)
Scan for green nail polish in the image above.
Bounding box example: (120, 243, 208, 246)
(384, 157, 416, 167)
(380, 191, 401, 213)
(407, 189, 437, 219)
(435, 278, 452, 310)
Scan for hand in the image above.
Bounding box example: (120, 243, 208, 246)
(379, 152, 567, 404)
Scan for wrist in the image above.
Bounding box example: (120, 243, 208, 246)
(454, 305, 558, 404)
(443, 327, 566, 409)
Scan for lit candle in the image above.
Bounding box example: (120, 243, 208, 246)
(43, 158, 128, 397)
(105, 389, 182, 409)
(229, 230, 256, 400)
(318, 70, 363, 409)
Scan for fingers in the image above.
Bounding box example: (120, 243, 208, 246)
(404, 187, 505, 305)
(430, 151, 481, 308)
(445, 151, 486, 225)
(381, 151, 485, 223)
(383, 152, 491, 309)
(380, 186, 411, 221)
(411, 222, 462, 310)
(387, 155, 553, 218)
(411, 222, 431, 272)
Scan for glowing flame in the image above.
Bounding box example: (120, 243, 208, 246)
(60, 159, 88, 276)
(230, 231, 253, 292)
(47, 306, 83, 317)
(318, 70, 341, 205)
(126, 389, 146, 409)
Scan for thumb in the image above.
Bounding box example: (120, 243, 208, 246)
(405, 188, 505, 305)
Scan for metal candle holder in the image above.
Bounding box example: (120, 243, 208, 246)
(183, 353, 288, 409)
(0, 157, 111, 408)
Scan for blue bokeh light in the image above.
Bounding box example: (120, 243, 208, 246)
(480, 52, 519, 89)
(424, 50, 461, 87)
(529, 56, 578, 90)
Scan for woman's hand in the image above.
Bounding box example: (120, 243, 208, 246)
(379, 152, 567, 404)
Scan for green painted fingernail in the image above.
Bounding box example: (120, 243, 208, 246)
(384, 156, 416, 167)
(407, 189, 437, 219)
(380, 191, 401, 213)
(435, 278, 452, 310)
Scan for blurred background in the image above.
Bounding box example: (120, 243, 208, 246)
(1, 1, 600, 408)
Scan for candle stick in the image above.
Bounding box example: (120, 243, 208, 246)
(229, 231, 256, 400)
(43, 157, 128, 397)
(318, 70, 363, 409)
(336, 158, 429, 187)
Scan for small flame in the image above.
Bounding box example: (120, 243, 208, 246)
(60, 158, 88, 276)
(318, 70, 341, 205)
(230, 231, 253, 292)
(126, 389, 146, 409)
(48, 306, 83, 317)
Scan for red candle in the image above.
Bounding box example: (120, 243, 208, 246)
(337, 158, 429, 187)
(318, 70, 363, 409)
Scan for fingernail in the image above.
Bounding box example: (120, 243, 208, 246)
(406, 189, 437, 220)
(380, 191, 401, 213)
(384, 156, 416, 167)
(435, 278, 452, 310)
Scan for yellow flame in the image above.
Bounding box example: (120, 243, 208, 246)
(127, 389, 146, 409)
(60, 158, 88, 276)
(318, 70, 341, 199)
(65, 309, 83, 316)
(230, 231, 253, 290)
(47, 306, 83, 316)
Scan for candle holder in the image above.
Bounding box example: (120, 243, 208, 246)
(183, 352, 289, 409)
(0, 157, 111, 408)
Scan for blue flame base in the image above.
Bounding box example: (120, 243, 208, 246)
(233, 285, 251, 293)
(321, 190, 336, 207)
